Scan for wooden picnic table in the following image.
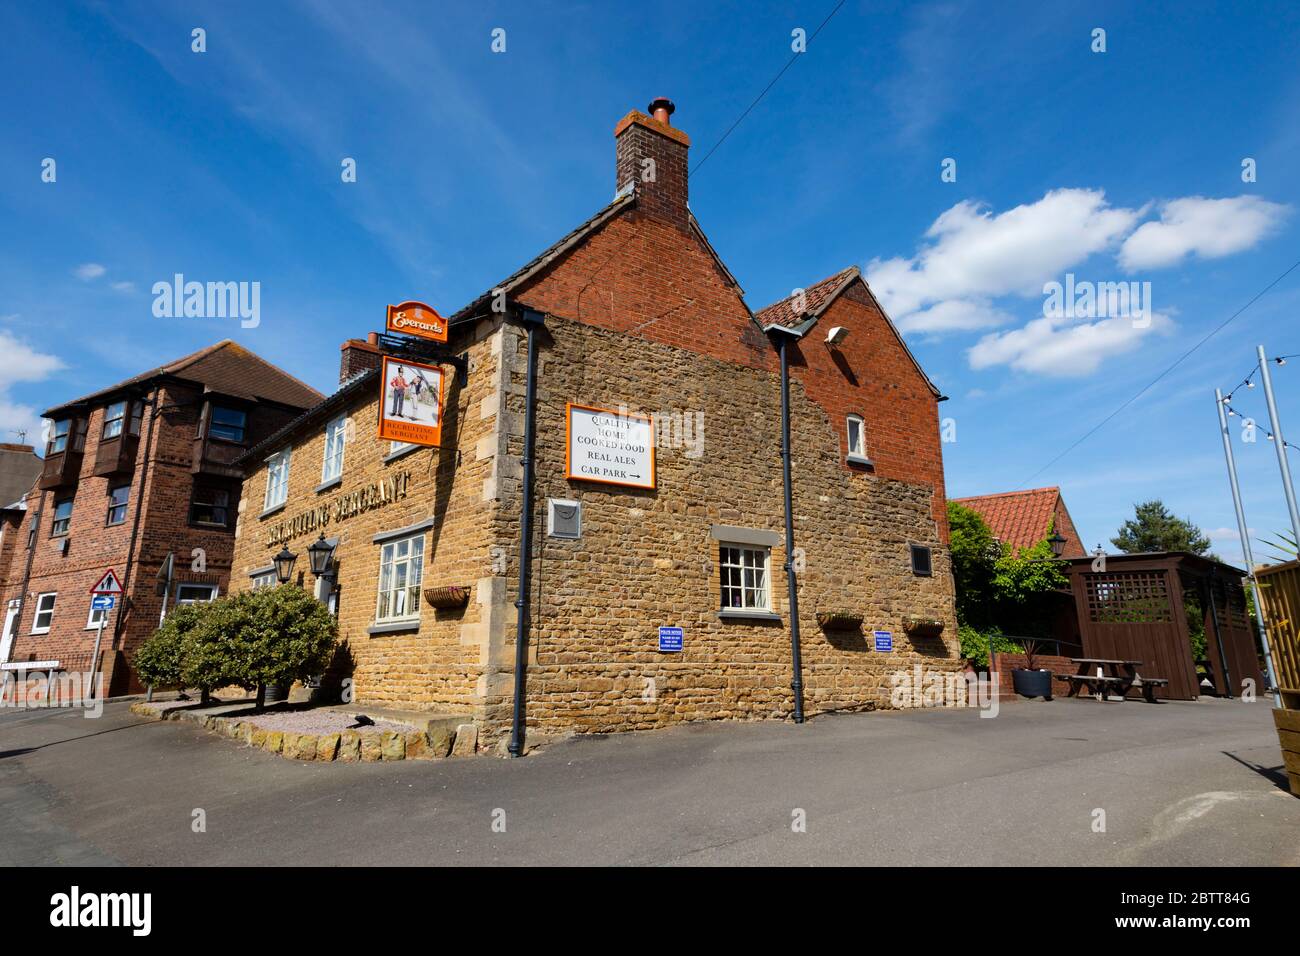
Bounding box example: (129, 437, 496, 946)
(1061, 658, 1168, 702)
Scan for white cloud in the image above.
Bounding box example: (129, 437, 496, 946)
(894, 298, 1012, 334)
(1118, 196, 1289, 271)
(110, 280, 135, 293)
(968, 311, 1173, 377)
(0, 331, 65, 445)
(867, 189, 1142, 322)
(74, 262, 107, 281)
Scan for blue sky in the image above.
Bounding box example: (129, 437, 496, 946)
(2, 0, 1299, 565)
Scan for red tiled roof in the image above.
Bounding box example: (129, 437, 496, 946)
(44, 340, 323, 417)
(952, 487, 1083, 556)
(753, 266, 858, 329)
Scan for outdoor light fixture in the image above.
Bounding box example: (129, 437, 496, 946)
(1048, 531, 1067, 559)
(273, 546, 298, 584)
(306, 533, 336, 577)
(826, 326, 849, 346)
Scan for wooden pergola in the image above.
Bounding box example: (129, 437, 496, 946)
(1063, 552, 1265, 701)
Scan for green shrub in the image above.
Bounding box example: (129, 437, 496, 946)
(243, 585, 338, 689)
(958, 624, 1022, 670)
(180, 593, 256, 693)
(133, 603, 203, 688)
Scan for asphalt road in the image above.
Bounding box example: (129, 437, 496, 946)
(1, 695, 1296, 866)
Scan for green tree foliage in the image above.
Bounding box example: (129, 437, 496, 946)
(132, 602, 202, 688)
(1111, 499, 1211, 556)
(947, 501, 1001, 628)
(991, 534, 1069, 637)
(957, 623, 1022, 669)
(243, 585, 338, 689)
(136, 585, 338, 699)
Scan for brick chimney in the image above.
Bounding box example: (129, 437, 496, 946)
(339, 332, 381, 384)
(615, 97, 690, 230)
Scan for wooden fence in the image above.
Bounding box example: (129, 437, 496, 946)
(1254, 559, 1300, 701)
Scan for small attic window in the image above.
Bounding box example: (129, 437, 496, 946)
(910, 544, 933, 577)
(846, 414, 871, 466)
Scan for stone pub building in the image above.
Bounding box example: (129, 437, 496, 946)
(0, 341, 321, 694)
(230, 99, 960, 752)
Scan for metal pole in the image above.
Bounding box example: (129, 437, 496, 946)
(776, 333, 805, 723)
(89, 614, 106, 701)
(1257, 346, 1300, 541)
(1216, 388, 1281, 704)
(509, 308, 544, 757)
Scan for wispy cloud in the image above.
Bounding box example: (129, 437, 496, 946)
(74, 262, 107, 281)
(1118, 196, 1290, 271)
(0, 330, 65, 444)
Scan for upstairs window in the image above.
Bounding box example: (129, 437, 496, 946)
(190, 484, 231, 528)
(50, 498, 74, 537)
(209, 406, 247, 443)
(106, 484, 130, 526)
(910, 544, 933, 577)
(264, 449, 291, 510)
(719, 544, 771, 611)
(102, 401, 128, 439)
(322, 416, 347, 483)
(846, 414, 870, 464)
(49, 419, 72, 454)
(176, 584, 219, 605)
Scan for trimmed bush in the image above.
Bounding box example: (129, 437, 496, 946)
(243, 585, 338, 690)
(133, 603, 202, 689)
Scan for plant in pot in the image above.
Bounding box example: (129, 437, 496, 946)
(1010, 638, 1054, 700)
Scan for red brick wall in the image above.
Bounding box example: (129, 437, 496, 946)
(0, 382, 304, 692)
(993, 652, 1075, 698)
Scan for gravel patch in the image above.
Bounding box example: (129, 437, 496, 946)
(243, 709, 414, 735)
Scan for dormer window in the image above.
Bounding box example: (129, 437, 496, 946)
(846, 414, 871, 465)
(209, 406, 247, 443)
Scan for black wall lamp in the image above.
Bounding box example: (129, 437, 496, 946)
(274, 546, 298, 584)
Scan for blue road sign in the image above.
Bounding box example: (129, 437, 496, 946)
(658, 626, 683, 653)
(91, 595, 116, 611)
(873, 630, 893, 652)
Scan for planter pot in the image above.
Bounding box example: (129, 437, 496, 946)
(902, 616, 945, 638)
(816, 611, 864, 630)
(424, 585, 471, 609)
(1011, 668, 1053, 700)
(264, 682, 291, 703)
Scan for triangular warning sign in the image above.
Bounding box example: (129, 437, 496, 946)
(90, 569, 124, 595)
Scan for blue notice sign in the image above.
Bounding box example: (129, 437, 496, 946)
(873, 630, 893, 652)
(658, 626, 683, 653)
(91, 595, 116, 611)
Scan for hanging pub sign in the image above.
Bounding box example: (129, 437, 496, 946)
(386, 301, 448, 344)
(377, 355, 445, 447)
(565, 402, 656, 490)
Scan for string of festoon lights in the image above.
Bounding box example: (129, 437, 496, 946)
(1220, 353, 1300, 450)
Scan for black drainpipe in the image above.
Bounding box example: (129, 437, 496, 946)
(508, 307, 546, 757)
(114, 388, 160, 653)
(774, 330, 805, 723)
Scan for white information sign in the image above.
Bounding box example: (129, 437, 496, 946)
(565, 403, 656, 490)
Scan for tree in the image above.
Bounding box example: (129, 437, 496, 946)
(133, 603, 202, 689)
(991, 533, 1069, 637)
(947, 501, 1001, 627)
(242, 584, 338, 692)
(1111, 499, 1211, 556)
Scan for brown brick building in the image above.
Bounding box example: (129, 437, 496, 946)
(229, 99, 961, 752)
(0, 341, 321, 693)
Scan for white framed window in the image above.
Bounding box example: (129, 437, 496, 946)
(86, 603, 109, 630)
(719, 544, 770, 611)
(250, 570, 278, 591)
(264, 448, 291, 510)
(176, 583, 219, 605)
(846, 414, 869, 463)
(31, 592, 57, 634)
(322, 416, 347, 483)
(102, 401, 128, 439)
(376, 533, 424, 623)
(50, 498, 74, 537)
(48, 419, 72, 454)
(389, 440, 417, 456)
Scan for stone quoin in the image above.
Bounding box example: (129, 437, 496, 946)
(227, 99, 961, 752)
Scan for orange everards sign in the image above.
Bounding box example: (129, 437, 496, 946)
(386, 301, 448, 343)
(377, 355, 445, 447)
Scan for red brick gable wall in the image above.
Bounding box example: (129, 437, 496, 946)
(1053, 496, 1087, 558)
(787, 280, 949, 540)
